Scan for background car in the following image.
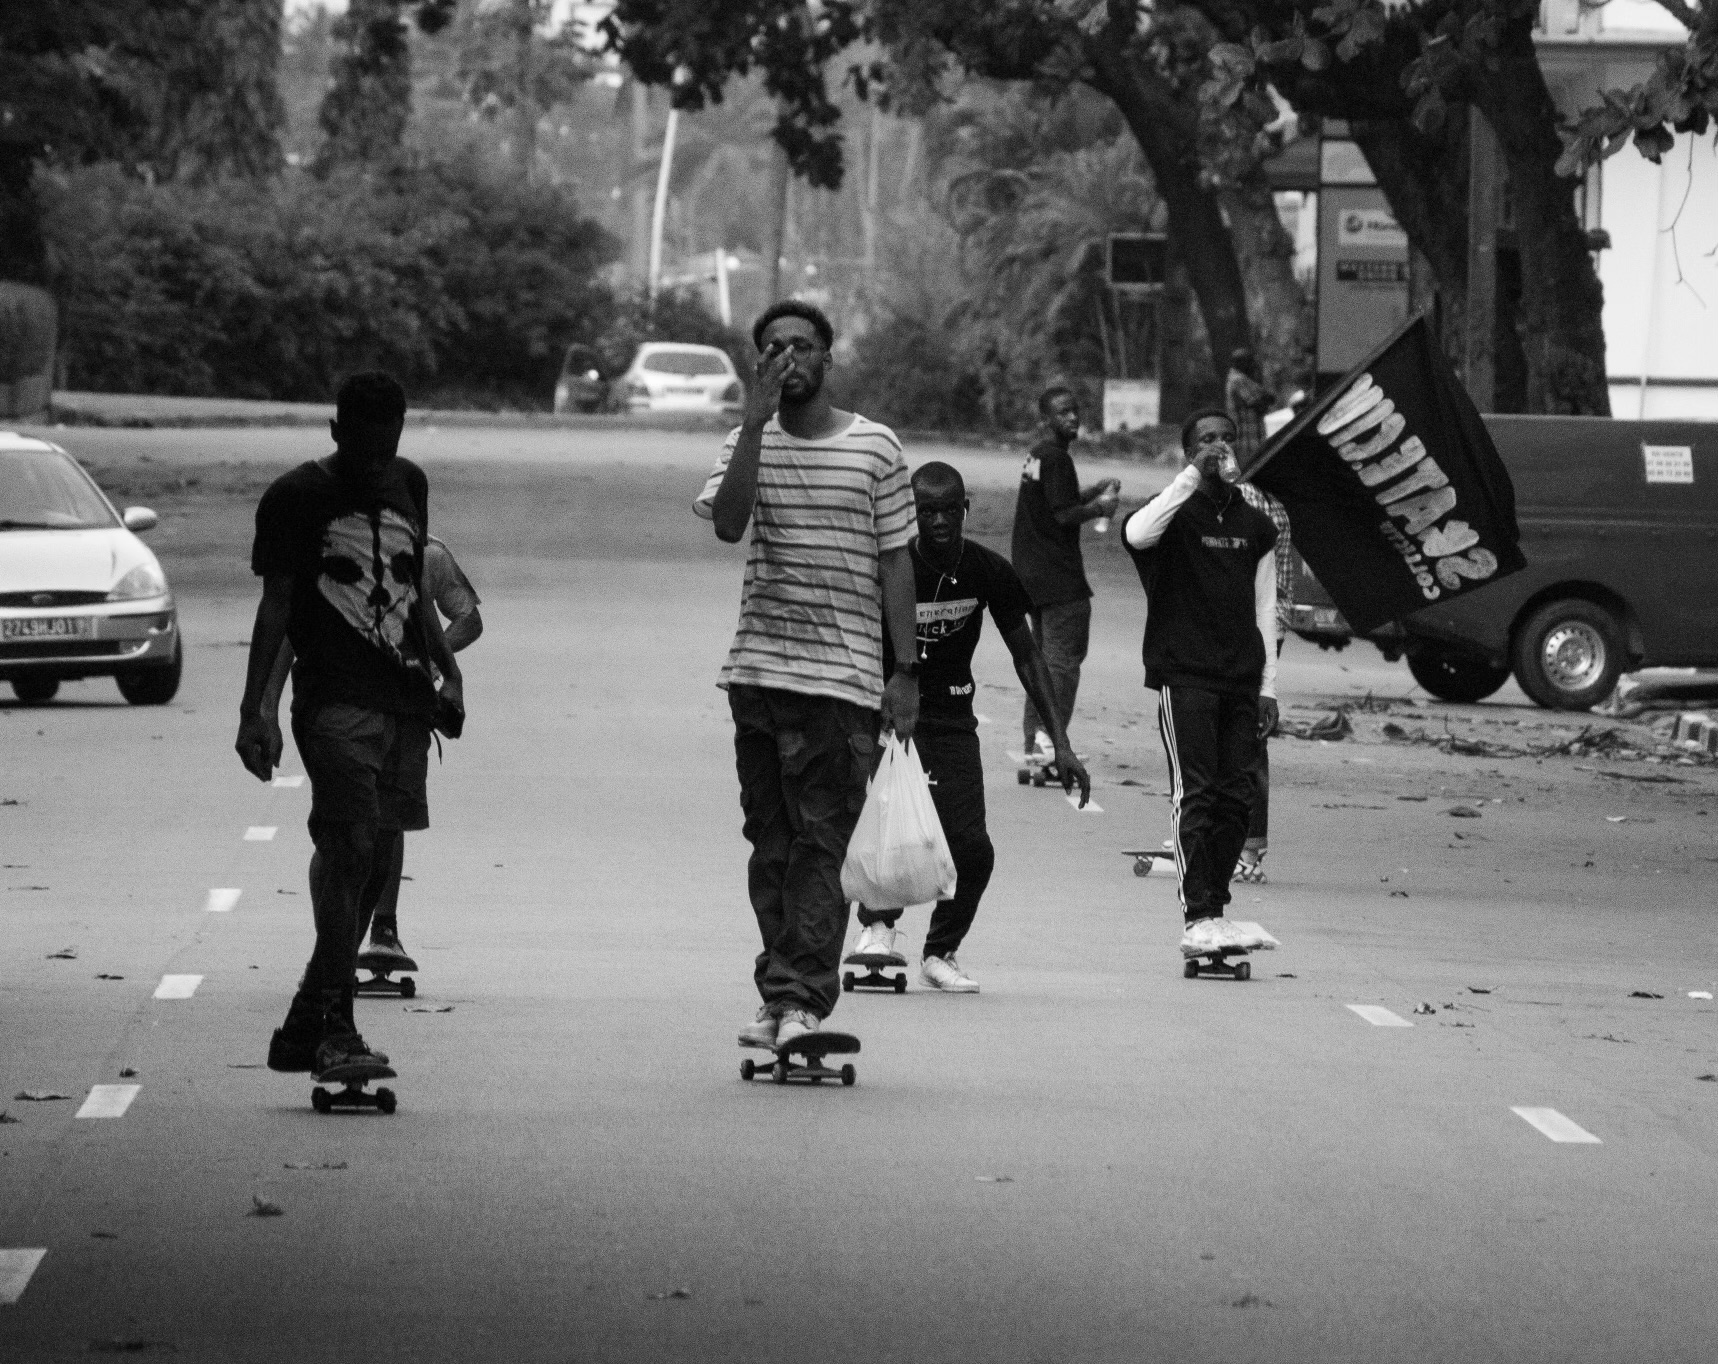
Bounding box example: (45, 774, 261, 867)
(614, 343, 743, 414)
(552, 343, 609, 414)
(0, 431, 181, 705)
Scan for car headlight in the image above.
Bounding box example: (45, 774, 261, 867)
(108, 562, 168, 600)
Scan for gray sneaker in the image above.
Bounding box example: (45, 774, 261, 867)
(920, 954, 979, 993)
(738, 1007, 778, 1049)
(775, 1008, 819, 1050)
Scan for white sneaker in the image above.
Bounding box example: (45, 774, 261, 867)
(1180, 918, 1226, 957)
(1033, 730, 1054, 760)
(738, 1006, 778, 1049)
(775, 1008, 819, 1049)
(849, 921, 906, 964)
(920, 953, 980, 993)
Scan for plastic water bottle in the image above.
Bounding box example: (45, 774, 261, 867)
(1094, 516, 1110, 534)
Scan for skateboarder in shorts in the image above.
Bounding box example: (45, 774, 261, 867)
(695, 301, 920, 1053)
(1122, 409, 1278, 957)
(848, 462, 1092, 992)
(236, 372, 464, 1078)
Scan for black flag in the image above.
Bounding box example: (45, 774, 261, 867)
(1247, 314, 1525, 634)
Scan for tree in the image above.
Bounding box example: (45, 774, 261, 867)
(449, 0, 593, 181)
(604, 0, 1311, 400)
(317, 0, 458, 171)
(1191, 0, 1611, 414)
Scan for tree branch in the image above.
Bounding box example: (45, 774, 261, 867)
(1650, 0, 1699, 30)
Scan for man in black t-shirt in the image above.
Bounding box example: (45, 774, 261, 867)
(1010, 386, 1118, 762)
(849, 462, 1091, 993)
(235, 372, 464, 1080)
(1122, 409, 1279, 959)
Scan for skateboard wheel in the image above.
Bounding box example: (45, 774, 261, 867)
(740, 1058, 755, 1081)
(312, 1087, 332, 1114)
(400, 977, 416, 999)
(1235, 960, 1252, 981)
(841, 1064, 856, 1087)
(772, 1059, 788, 1085)
(892, 974, 906, 994)
(1183, 959, 1198, 979)
(376, 1087, 397, 1114)
(842, 971, 855, 993)
(1134, 858, 1150, 877)
(1016, 769, 1030, 785)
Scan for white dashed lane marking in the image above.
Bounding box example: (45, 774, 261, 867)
(1066, 794, 1103, 814)
(272, 775, 304, 788)
(204, 888, 242, 913)
(154, 974, 203, 999)
(0, 1249, 47, 1304)
(1347, 1005, 1413, 1027)
(1512, 1107, 1602, 1144)
(244, 826, 277, 841)
(76, 1085, 141, 1120)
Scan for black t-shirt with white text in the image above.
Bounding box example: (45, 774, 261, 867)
(1010, 438, 1091, 609)
(884, 539, 1033, 730)
(250, 458, 438, 718)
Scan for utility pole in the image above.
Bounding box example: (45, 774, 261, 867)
(630, 82, 651, 284)
(647, 109, 679, 303)
(762, 140, 790, 305)
(1464, 107, 1500, 412)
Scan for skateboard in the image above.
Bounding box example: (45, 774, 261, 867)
(1122, 848, 1175, 877)
(843, 951, 908, 994)
(355, 947, 417, 999)
(1009, 748, 1084, 789)
(740, 1031, 860, 1086)
(310, 1057, 398, 1114)
(1232, 853, 1267, 885)
(1182, 922, 1278, 982)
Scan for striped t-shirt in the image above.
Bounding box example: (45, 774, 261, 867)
(695, 414, 914, 708)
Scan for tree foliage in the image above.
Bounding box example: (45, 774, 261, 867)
(317, 0, 457, 171)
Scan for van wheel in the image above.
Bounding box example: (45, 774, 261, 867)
(116, 641, 182, 706)
(1511, 599, 1625, 711)
(1406, 648, 1510, 704)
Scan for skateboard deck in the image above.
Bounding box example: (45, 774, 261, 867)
(740, 1031, 860, 1086)
(310, 1058, 398, 1114)
(1181, 922, 1279, 981)
(1122, 848, 1175, 877)
(843, 951, 908, 994)
(1008, 749, 1085, 789)
(355, 948, 417, 999)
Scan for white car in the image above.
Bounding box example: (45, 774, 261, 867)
(615, 343, 744, 414)
(0, 432, 181, 705)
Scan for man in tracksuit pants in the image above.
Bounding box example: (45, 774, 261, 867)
(1122, 408, 1280, 956)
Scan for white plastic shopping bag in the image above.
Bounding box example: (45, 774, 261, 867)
(840, 734, 958, 909)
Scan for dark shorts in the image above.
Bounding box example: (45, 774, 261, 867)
(293, 703, 431, 833)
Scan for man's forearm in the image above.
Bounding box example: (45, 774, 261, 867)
(239, 589, 292, 717)
(1015, 649, 1070, 751)
(879, 548, 917, 667)
(421, 600, 461, 683)
(710, 422, 766, 542)
(442, 610, 482, 653)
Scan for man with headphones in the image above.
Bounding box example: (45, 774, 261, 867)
(846, 461, 1091, 993)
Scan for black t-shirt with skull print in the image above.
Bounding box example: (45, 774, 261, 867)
(251, 457, 438, 719)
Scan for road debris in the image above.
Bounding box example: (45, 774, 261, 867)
(248, 1196, 284, 1217)
(1447, 805, 1483, 818)
(119, 1067, 137, 1077)
(1413, 1002, 1436, 1015)
(95, 973, 124, 981)
(1280, 709, 1353, 741)
(405, 1005, 454, 1013)
(14, 1090, 70, 1101)
(1629, 991, 1663, 999)
(46, 947, 77, 959)
(1468, 987, 1492, 994)
(283, 1161, 348, 1170)
(648, 1288, 692, 1300)
(974, 1175, 1014, 1183)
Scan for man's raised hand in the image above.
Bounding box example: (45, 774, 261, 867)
(746, 346, 793, 425)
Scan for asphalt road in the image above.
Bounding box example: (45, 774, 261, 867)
(4, 423, 1718, 1361)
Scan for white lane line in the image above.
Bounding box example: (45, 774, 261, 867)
(204, 888, 242, 913)
(0, 1249, 47, 1304)
(1512, 1107, 1602, 1144)
(1347, 1004, 1413, 1027)
(1066, 794, 1103, 814)
(271, 775, 305, 788)
(154, 974, 203, 999)
(76, 1085, 141, 1120)
(244, 826, 277, 841)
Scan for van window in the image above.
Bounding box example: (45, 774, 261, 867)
(641, 351, 729, 377)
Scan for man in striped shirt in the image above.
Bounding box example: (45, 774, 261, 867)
(695, 301, 920, 1053)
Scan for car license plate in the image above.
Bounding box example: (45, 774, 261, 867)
(2, 616, 93, 641)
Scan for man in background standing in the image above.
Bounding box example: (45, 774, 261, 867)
(1010, 385, 1118, 766)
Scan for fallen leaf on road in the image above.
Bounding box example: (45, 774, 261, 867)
(1389, 890, 1410, 898)
(1231, 1293, 1273, 1309)
(1630, 991, 1663, 999)
(47, 947, 77, 959)
(0, 1111, 17, 1123)
(974, 1175, 1014, 1183)
(95, 973, 124, 981)
(283, 1161, 348, 1170)
(248, 1196, 284, 1217)
(404, 1005, 453, 1013)
(1467, 987, 1492, 994)
(1698, 1075, 1717, 1082)
(14, 1090, 70, 1101)
(90, 1231, 118, 1240)
(1396, 795, 1428, 801)
(1447, 805, 1482, 818)
(1412, 1003, 1436, 1015)
(119, 1067, 137, 1077)
(648, 1288, 691, 1300)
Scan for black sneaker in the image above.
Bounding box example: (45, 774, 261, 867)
(313, 1032, 394, 1082)
(360, 927, 418, 973)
